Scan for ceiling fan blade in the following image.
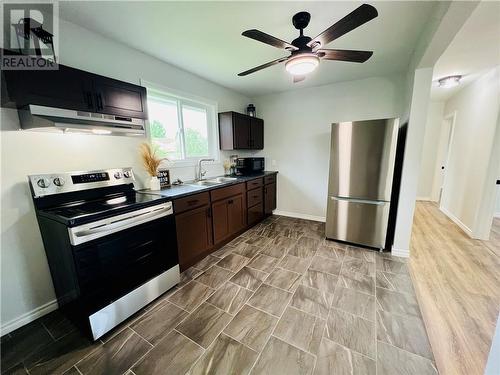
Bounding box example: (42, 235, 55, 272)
(238, 56, 289, 76)
(242, 29, 298, 51)
(317, 49, 373, 63)
(293, 75, 306, 83)
(307, 4, 378, 49)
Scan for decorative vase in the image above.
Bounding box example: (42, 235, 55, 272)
(149, 176, 161, 190)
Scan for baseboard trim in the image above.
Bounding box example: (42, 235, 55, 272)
(416, 196, 432, 201)
(1, 299, 58, 336)
(439, 206, 473, 238)
(391, 247, 410, 258)
(273, 210, 326, 223)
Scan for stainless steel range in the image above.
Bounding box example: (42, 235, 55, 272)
(29, 167, 179, 340)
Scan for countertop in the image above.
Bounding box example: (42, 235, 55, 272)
(138, 171, 278, 200)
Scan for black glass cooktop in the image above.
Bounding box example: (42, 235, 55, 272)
(39, 192, 168, 226)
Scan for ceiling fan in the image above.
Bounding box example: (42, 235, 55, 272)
(238, 4, 378, 83)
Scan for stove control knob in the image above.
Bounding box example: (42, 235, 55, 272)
(114, 172, 122, 179)
(37, 178, 51, 188)
(53, 177, 65, 187)
(123, 170, 132, 178)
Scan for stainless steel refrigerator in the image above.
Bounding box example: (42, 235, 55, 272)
(326, 118, 399, 249)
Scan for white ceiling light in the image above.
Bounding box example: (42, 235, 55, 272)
(437, 75, 462, 88)
(285, 54, 319, 75)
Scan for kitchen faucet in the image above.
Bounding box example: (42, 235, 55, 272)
(197, 158, 214, 181)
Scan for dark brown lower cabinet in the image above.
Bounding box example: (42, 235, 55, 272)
(212, 194, 245, 245)
(264, 182, 277, 214)
(175, 205, 213, 271)
(174, 175, 277, 271)
(248, 202, 264, 225)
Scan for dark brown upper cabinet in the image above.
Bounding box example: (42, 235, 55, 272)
(219, 111, 264, 150)
(92, 76, 147, 119)
(2, 62, 148, 119)
(2, 66, 92, 112)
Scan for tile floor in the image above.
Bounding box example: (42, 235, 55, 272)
(0, 215, 437, 375)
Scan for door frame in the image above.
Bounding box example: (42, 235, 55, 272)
(438, 111, 457, 211)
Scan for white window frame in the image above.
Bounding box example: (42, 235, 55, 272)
(141, 80, 219, 167)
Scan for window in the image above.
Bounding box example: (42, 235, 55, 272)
(146, 86, 217, 163)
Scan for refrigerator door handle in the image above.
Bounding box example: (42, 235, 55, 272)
(330, 196, 386, 205)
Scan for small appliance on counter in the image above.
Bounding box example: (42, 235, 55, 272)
(28, 167, 179, 340)
(235, 157, 264, 175)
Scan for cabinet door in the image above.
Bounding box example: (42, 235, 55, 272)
(264, 183, 277, 214)
(175, 206, 213, 271)
(93, 76, 147, 119)
(228, 194, 245, 235)
(212, 199, 229, 245)
(250, 117, 264, 149)
(3, 66, 93, 111)
(248, 202, 264, 226)
(233, 112, 251, 149)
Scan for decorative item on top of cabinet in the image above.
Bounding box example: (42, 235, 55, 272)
(219, 111, 264, 150)
(247, 104, 256, 117)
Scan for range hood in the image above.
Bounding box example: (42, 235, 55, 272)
(18, 105, 146, 136)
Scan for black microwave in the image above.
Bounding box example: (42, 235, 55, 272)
(235, 157, 265, 175)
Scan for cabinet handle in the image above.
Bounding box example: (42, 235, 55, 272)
(206, 207, 212, 218)
(96, 94, 103, 110)
(86, 92, 93, 109)
(228, 199, 233, 204)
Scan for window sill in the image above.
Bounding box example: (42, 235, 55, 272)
(166, 160, 221, 169)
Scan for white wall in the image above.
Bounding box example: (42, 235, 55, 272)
(0, 19, 249, 333)
(417, 101, 445, 200)
(440, 67, 500, 236)
(392, 67, 434, 256)
(252, 74, 405, 220)
(496, 187, 500, 217)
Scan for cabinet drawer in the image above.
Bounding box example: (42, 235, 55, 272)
(210, 183, 245, 202)
(173, 192, 210, 214)
(247, 187, 263, 207)
(264, 175, 276, 185)
(246, 178, 263, 190)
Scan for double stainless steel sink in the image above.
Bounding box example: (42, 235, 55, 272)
(188, 177, 238, 187)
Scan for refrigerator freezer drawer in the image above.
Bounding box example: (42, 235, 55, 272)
(326, 196, 390, 249)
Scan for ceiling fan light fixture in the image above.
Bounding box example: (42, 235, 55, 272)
(437, 75, 462, 88)
(285, 54, 319, 75)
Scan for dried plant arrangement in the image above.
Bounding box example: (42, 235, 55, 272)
(139, 142, 162, 177)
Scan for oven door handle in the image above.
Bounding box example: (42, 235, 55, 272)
(68, 203, 172, 246)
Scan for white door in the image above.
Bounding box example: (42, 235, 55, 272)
(432, 117, 454, 204)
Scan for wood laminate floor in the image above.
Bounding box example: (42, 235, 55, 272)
(483, 217, 500, 258)
(1, 215, 436, 375)
(410, 202, 500, 375)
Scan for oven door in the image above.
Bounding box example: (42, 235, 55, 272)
(72, 214, 178, 313)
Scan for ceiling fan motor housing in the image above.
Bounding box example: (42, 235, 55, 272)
(292, 12, 311, 30)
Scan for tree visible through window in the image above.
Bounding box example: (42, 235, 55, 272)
(147, 90, 213, 161)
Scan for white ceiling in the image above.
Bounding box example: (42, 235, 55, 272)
(431, 1, 500, 101)
(60, 1, 437, 97)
